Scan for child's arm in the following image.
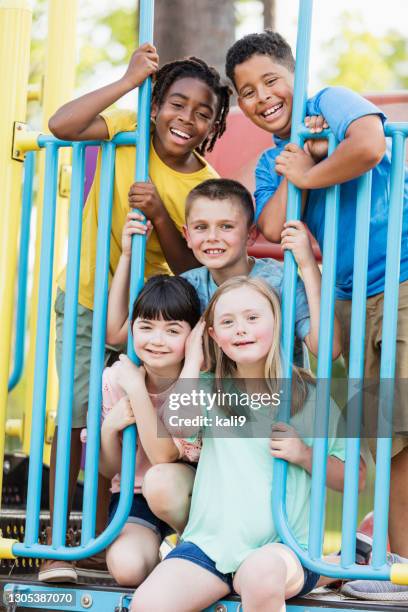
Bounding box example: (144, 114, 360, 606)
(179, 320, 205, 378)
(257, 115, 328, 243)
(275, 115, 386, 190)
(281, 221, 342, 360)
(48, 44, 158, 141)
(257, 178, 310, 244)
(270, 422, 367, 492)
(106, 211, 152, 345)
(113, 355, 181, 464)
(128, 182, 200, 274)
(99, 396, 135, 479)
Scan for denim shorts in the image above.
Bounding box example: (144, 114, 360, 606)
(165, 541, 320, 596)
(108, 492, 173, 540)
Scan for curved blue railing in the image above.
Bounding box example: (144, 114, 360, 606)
(274, 0, 408, 583)
(12, 0, 155, 561)
(8, 151, 35, 392)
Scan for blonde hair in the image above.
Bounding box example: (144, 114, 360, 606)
(203, 276, 313, 414)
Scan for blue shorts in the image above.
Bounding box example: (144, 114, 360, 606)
(108, 492, 173, 541)
(165, 541, 320, 596)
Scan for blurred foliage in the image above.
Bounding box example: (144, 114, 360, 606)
(29, 1, 138, 87)
(320, 12, 408, 92)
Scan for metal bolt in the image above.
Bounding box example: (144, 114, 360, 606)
(3, 460, 10, 474)
(81, 593, 93, 608)
(15, 151, 20, 157)
(17, 125, 22, 130)
(215, 606, 227, 612)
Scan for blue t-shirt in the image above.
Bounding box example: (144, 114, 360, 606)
(181, 257, 310, 366)
(254, 86, 408, 300)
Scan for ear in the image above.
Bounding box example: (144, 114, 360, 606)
(182, 224, 192, 249)
(150, 100, 159, 121)
(246, 223, 259, 247)
(208, 326, 216, 341)
(209, 119, 219, 136)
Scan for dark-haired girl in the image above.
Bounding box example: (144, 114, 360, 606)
(40, 45, 230, 583)
(98, 275, 202, 587)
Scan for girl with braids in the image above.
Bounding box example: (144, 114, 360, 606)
(39, 45, 230, 585)
(131, 278, 364, 612)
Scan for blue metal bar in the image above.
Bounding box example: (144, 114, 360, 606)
(271, 0, 393, 581)
(52, 143, 86, 548)
(341, 171, 372, 567)
(281, 0, 313, 377)
(81, 142, 116, 543)
(308, 133, 340, 560)
(274, 0, 313, 559)
(8, 151, 35, 391)
(13, 426, 136, 558)
(31, 121, 408, 149)
(24, 144, 59, 546)
(372, 131, 406, 568)
(128, 0, 155, 360)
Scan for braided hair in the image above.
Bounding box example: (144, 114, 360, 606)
(151, 57, 231, 155)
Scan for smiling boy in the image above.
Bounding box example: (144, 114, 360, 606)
(225, 31, 408, 562)
(181, 178, 342, 365)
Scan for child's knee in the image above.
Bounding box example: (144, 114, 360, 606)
(106, 546, 153, 587)
(239, 566, 285, 603)
(237, 549, 287, 601)
(143, 464, 186, 509)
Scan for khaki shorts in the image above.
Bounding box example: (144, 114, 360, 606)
(55, 288, 122, 428)
(335, 279, 408, 458)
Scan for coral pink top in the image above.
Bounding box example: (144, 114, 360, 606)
(81, 363, 201, 494)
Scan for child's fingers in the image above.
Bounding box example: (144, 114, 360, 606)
(281, 239, 297, 249)
(139, 42, 157, 53)
(283, 220, 305, 230)
(281, 228, 300, 239)
(284, 143, 301, 153)
(127, 211, 146, 222)
(125, 223, 148, 235)
(119, 354, 131, 365)
(128, 182, 153, 195)
(270, 450, 289, 460)
(271, 422, 293, 434)
(276, 151, 293, 162)
(307, 115, 328, 133)
(313, 115, 325, 133)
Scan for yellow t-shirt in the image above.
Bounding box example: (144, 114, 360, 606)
(58, 108, 219, 310)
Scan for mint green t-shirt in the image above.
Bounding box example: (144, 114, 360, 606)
(181, 379, 346, 574)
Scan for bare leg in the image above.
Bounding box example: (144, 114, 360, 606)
(142, 463, 195, 533)
(106, 523, 161, 587)
(130, 558, 230, 612)
(389, 447, 408, 557)
(233, 543, 305, 612)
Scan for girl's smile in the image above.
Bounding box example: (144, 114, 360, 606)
(152, 77, 217, 171)
(133, 316, 191, 375)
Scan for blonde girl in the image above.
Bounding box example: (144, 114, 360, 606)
(131, 277, 362, 612)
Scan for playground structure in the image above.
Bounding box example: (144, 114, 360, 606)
(0, 0, 408, 610)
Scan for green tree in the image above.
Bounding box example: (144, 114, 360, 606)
(29, 1, 138, 88)
(320, 12, 408, 92)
